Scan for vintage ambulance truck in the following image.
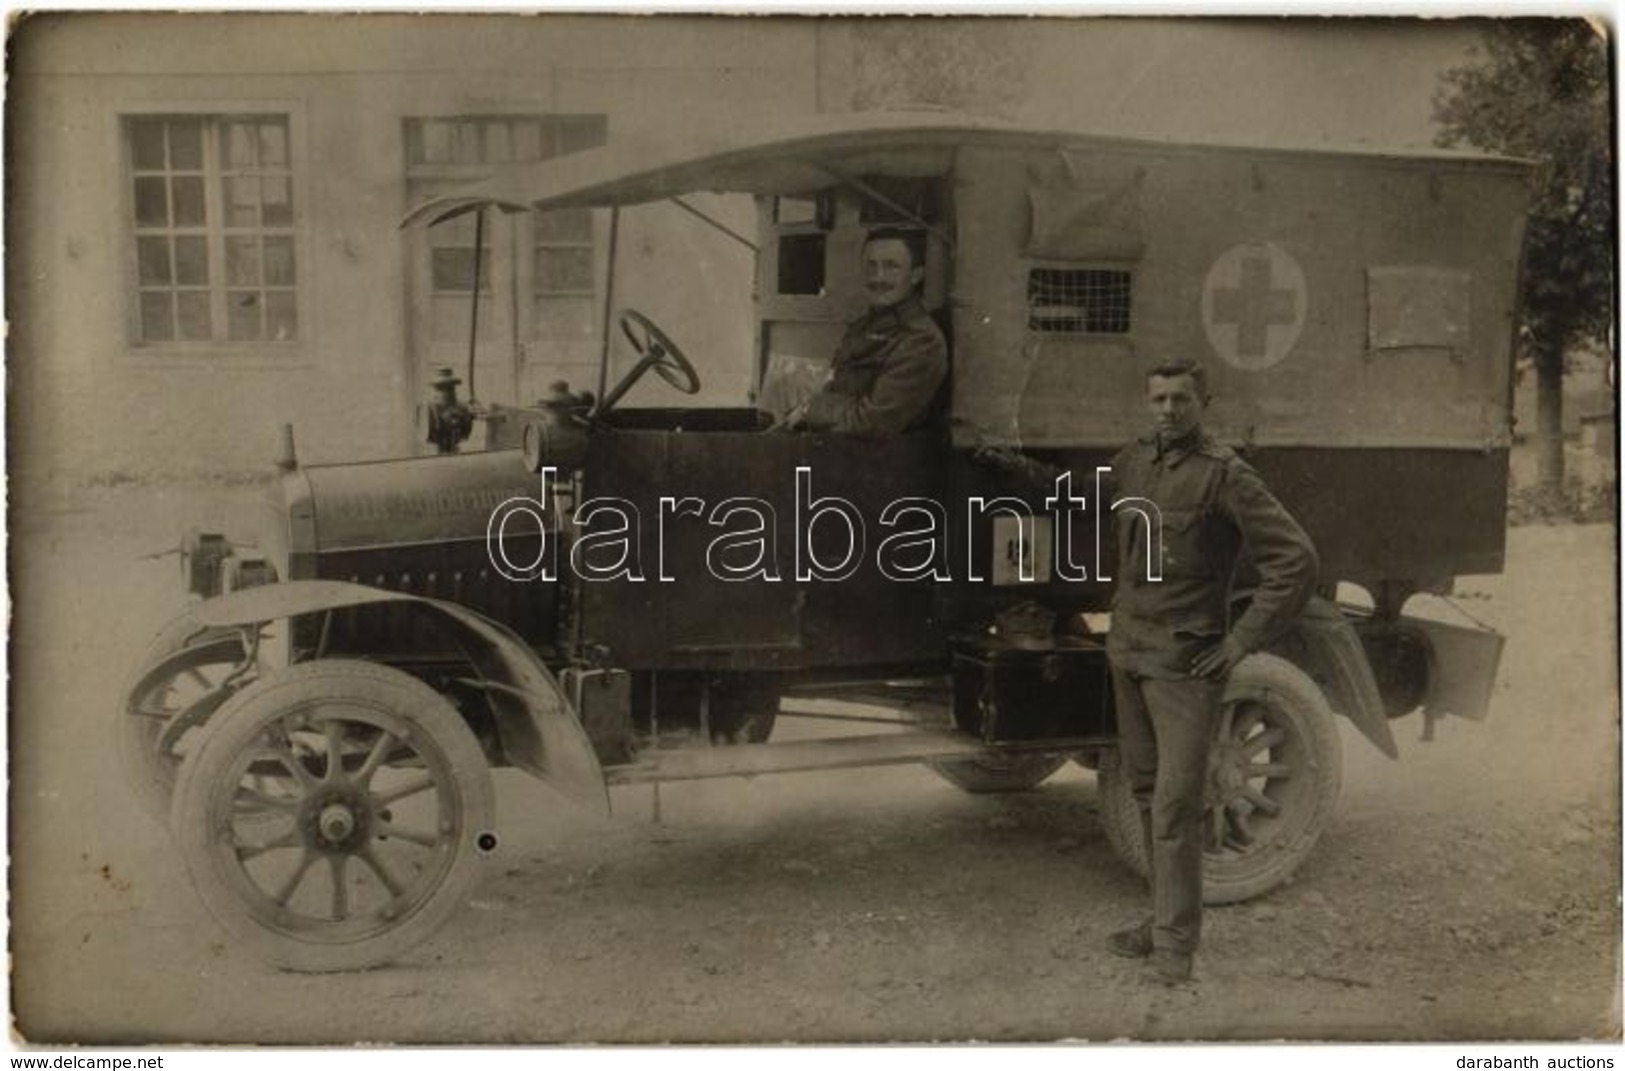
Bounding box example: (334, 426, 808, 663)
(122, 112, 1528, 971)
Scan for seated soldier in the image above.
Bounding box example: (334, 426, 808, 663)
(780, 227, 948, 435)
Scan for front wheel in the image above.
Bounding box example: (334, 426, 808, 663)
(171, 659, 496, 972)
(1097, 653, 1342, 904)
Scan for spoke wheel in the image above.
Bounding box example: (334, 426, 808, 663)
(120, 621, 253, 822)
(929, 753, 1068, 794)
(1097, 653, 1341, 903)
(171, 660, 495, 972)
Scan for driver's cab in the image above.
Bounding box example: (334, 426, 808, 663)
(575, 175, 953, 438)
(569, 176, 959, 674)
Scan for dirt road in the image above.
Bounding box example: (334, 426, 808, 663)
(9, 486, 1619, 1043)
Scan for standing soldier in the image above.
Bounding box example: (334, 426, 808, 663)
(1105, 358, 1318, 984)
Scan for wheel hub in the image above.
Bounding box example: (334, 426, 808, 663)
(303, 792, 371, 850)
(319, 804, 357, 843)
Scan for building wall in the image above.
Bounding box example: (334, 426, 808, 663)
(816, 17, 1477, 150)
(9, 13, 816, 489)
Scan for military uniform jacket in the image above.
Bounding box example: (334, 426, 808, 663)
(1106, 429, 1318, 679)
(802, 296, 948, 435)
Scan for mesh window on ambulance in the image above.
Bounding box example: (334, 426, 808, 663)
(1028, 268, 1132, 333)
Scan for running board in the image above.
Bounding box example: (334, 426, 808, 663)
(602, 730, 1076, 786)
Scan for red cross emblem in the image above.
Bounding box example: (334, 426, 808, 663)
(1200, 242, 1307, 371)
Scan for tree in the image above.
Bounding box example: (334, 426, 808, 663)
(1433, 19, 1613, 493)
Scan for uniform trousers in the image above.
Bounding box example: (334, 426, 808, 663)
(1110, 667, 1224, 954)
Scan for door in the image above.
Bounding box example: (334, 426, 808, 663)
(578, 425, 949, 672)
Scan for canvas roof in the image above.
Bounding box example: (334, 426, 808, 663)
(400, 108, 1531, 228)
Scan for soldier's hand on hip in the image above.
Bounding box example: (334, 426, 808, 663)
(1191, 636, 1249, 679)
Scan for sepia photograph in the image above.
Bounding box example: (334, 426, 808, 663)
(5, 11, 1618, 1047)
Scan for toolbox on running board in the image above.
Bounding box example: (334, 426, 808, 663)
(950, 635, 1115, 744)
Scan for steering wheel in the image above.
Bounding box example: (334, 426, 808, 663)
(598, 309, 701, 412)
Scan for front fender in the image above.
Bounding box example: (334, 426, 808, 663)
(191, 580, 609, 816)
(1274, 596, 1399, 760)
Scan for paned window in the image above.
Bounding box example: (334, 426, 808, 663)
(405, 114, 606, 167)
(533, 207, 595, 297)
(405, 115, 607, 341)
(128, 115, 298, 345)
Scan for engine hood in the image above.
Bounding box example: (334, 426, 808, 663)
(287, 450, 551, 553)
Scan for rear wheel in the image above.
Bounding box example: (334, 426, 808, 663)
(1097, 653, 1342, 903)
(634, 672, 779, 745)
(929, 753, 1068, 793)
(171, 659, 495, 972)
(709, 676, 780, 744)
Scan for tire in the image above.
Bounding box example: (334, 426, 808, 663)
(929, 753, 1068, 793)
(709, 676, 779, 744)
(634, 672, 779, 745)
(119, 619, 253, 823)
(1097, 653, 1342, 904)
(171, 659, 496, 972)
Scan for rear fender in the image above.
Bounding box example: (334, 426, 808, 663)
(1271, 596, 1400, 759)
(192, 580, 608, 816)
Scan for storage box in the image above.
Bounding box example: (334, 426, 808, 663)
(951, 636, 1115, 744)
